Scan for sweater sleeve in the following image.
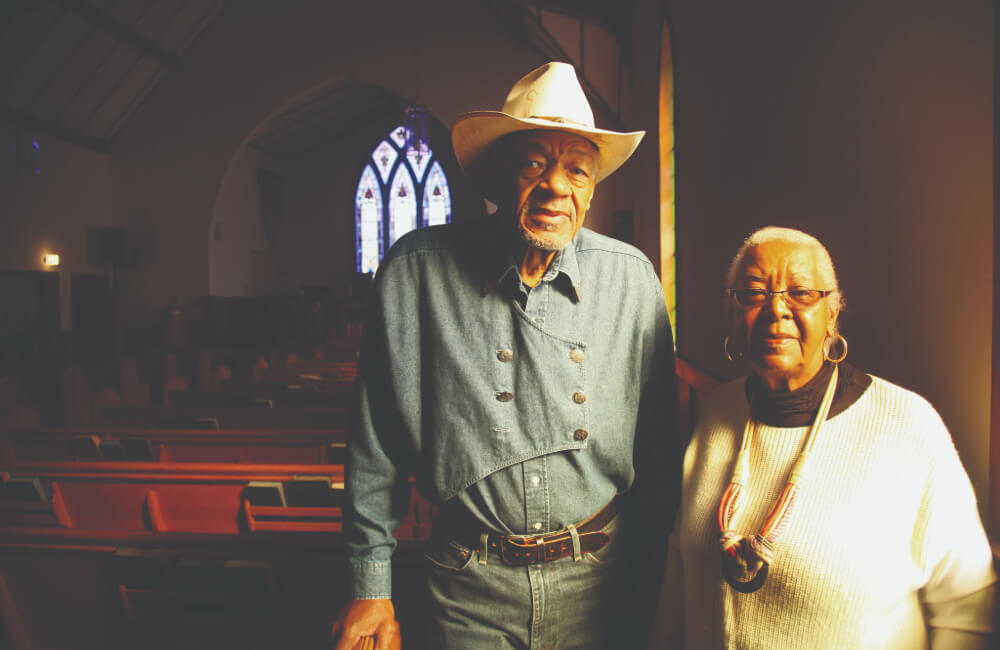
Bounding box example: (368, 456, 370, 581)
(915, 402, 996, 638)
(927, 583, 996, 647)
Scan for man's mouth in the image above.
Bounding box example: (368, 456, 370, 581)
(527, 208, 569, 223)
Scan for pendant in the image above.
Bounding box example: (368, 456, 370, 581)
(721, 546, 768, 594)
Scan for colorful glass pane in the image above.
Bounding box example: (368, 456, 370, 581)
(354, 126, 453, 273)
(423, 161, 452, 227)
(406, 147, 431, 182)
(355, 165, 383, 273)
(388, 167, 417, 245)
(389, 126, 407, 148)
(372, 140, 397, 183)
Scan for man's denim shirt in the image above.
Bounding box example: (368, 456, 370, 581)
(346, 215, 676, 599)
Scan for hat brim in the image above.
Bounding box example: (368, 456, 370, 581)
(451, 111, 645, 203)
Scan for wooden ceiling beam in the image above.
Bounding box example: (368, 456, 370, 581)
(0, 104, 111, 154)
(49, 0, 184, 71)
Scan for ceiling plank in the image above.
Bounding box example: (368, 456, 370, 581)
(48, 0, 184, 71)
(0, 103, 110, 153)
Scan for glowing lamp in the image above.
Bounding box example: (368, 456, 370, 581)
(42, 253, 60, 267)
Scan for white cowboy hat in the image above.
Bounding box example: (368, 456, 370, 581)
(451, 62, 645, 199)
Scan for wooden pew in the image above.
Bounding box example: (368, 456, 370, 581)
(97, 405, 351, 430)
(0, 461, 347, 535)
(264, 359, 358, 385)
(168, 388, 354, 410)
(0, 459, 431, 540)
(0, 534, 429, 650)
(1, 426, 347, 465)
(0, 460, 433, 649)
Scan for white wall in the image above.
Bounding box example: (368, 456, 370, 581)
(209, 146, 277, 297)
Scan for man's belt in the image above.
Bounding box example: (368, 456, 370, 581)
(438, 494, 622, 566)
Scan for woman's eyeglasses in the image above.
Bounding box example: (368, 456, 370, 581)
(728, 288, 832, 308)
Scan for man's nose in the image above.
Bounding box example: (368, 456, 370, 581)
(539, 166, 571, 196)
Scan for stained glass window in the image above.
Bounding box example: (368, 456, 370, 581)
(407, 147, 431, 182)
(423, 162, 451, 227)
(389, 126, 407, 148)
(355, 125, 452, 274)
(372, 141, 397, 182)
(356, 166, 383, 274)
(389, 168, 417, 245)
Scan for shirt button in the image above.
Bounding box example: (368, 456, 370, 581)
(570, 348, 584, 363)
(496, 391, 514, 402)
(497, 348, 514, 362)
(574, 428, 588, 441)
(529, 475, 540, 487)
(572, 390, 587, 404)
(533, 522, 543, 531)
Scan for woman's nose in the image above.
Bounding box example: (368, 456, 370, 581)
(764, 291, 793, 317)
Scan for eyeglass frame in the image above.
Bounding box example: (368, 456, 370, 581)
(727, 287, 834, 309)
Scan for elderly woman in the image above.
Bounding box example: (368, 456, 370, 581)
(654, 226, 996, 648)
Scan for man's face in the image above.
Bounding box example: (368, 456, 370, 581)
(505, 130, 598, 252)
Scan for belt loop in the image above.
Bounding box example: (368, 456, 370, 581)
(479, 533, 489, 565)
(567, 523, 582, 561)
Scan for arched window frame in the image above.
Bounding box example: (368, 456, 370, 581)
(355, 126, 452, 273)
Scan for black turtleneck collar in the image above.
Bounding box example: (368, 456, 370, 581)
(744, 361, 872, 427)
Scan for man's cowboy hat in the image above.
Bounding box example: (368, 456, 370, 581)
(451, 62, 645, 200)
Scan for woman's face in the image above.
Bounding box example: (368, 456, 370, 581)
(734, 240, 839, 391)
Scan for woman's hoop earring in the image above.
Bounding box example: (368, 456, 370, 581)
(824, 334, 848, 363)
(724, 336, 742, 362)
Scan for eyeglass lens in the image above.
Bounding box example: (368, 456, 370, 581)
(734, 288, 825, 308)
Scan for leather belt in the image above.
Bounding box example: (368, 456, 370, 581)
(437, 494, 622, 566)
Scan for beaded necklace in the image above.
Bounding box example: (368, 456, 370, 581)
(717, 365, 839, 593)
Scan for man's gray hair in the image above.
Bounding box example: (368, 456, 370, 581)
(725, 226, 844, 325)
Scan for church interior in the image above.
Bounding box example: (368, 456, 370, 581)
(0, 0, 996, 647)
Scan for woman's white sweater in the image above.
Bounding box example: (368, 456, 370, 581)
(670, 375, 995, 649)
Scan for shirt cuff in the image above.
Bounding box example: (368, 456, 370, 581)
(349, 558, 393, 600)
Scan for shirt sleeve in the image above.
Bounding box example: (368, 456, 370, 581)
(647, 532, 685, 650)
(344, 257, 419, 600)
(624, 265, 681, 645)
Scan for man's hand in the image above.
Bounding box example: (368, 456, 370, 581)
(331, 598, 401, 650)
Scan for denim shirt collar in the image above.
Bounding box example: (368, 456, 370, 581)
(480, 217, 583, 303)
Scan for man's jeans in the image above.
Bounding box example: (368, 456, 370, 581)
(424, 513, 628, 649)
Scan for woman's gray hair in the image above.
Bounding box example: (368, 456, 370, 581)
(725, 226, 845, 330)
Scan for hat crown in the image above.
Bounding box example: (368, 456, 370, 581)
(501, 62, 595, 128)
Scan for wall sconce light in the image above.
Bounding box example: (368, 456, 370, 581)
(42, 253, 60, 267)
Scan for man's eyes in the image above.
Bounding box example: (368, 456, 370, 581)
(517, 159, 592, 177)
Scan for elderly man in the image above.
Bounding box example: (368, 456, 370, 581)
(332, 62, 678, 649)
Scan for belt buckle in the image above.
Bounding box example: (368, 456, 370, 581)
(500, 535, 543, 566)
